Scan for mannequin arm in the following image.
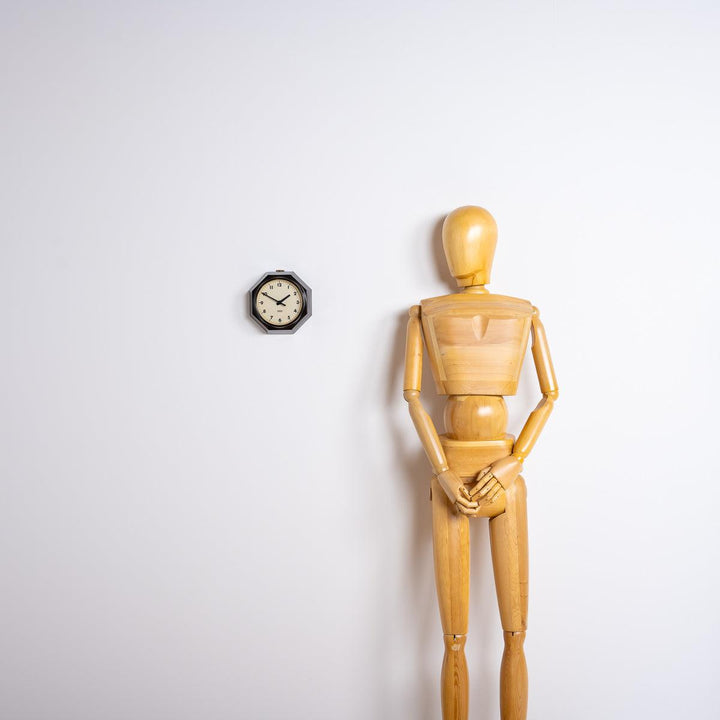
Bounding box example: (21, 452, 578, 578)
(512, 308, 559, 462)
(403, 306, 448, 474)
(403, 306, 477, 513)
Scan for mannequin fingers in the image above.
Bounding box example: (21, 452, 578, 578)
(474, 467, 492, 485)
(456, 495, 478, 510)
(487, 485, 504, 503)
(470, 476, 497, 499)
(456, 503, 477, 516)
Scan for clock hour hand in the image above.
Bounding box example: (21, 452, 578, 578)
(277, 294, 291, 305)
(261, 291, 287, 306)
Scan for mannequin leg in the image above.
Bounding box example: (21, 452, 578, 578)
(489, 476, 529, 720)
(431, 477, 470, 720)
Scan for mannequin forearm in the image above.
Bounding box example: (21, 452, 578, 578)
(513, 393, 557, 461)
(404, 390, 449, 474)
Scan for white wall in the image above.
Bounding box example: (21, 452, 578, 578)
(2, 2, 719, 718)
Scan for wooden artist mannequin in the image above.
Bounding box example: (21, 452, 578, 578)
(403, 206, 558, 720)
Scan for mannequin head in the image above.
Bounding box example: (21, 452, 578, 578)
(442, 206, 498, 288)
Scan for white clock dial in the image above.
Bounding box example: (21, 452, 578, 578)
(254, 278, 304, 327)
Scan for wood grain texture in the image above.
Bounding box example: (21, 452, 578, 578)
(420, 293, 533, 396)
(442, 634, 469, 720)
(440, 436, 514, 480)
(500, 632, 528, 720)
(489, 477, 529, 633)
(444, 394, 508, 441)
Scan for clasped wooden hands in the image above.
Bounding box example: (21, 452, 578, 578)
(403, 206, 558, 720)
(436, 454, 523, 516)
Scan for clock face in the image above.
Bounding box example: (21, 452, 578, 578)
(249, 271, 312, 334)
(254, 278, 305, 327)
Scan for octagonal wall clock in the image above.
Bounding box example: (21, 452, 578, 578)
(249, 270, 312, 334)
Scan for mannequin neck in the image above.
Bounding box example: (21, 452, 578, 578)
(461, 285, 489, 294)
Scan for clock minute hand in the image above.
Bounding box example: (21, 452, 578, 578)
(261, 291, 285, 306)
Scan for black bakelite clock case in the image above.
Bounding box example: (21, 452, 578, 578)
(249, 271, 312, 334)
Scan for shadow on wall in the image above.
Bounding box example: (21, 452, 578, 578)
(372, 217, 507, 719)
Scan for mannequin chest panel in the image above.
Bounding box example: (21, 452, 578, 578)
(420, 293, 533, 395)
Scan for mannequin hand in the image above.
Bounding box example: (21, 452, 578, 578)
(436, 469, 478, 516)
(468, 456, 523, 503)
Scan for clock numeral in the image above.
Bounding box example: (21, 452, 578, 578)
(294, 309, 297, 313)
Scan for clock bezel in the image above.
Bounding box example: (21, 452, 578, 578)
(249, 271, 312, 334)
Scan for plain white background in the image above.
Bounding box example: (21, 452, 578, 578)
(1, 1, 719, 718)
